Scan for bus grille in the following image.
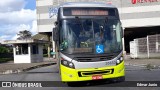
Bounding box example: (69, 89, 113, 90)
(75, 55, 115, 62)
(78, 69, 114, 77)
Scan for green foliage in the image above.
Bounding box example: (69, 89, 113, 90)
(17, 30, 32, 40)
(0, 58, 13, 63)
(0, 46, 13, 63)
(0, 46, 8, 53)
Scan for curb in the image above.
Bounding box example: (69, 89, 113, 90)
(125, 63, 160, 67)
(0, 62, 56, 75)
(125, 63, 147, 67)
(125, 63, 160, 70)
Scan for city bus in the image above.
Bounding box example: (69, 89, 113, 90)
(53, 2, 125, 86)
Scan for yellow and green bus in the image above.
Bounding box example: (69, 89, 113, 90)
(53, 2, 125, 86)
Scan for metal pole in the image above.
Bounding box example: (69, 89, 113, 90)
(147, 36, 149, 58)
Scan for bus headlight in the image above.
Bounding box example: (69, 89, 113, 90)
(120, 57, 123, 61)
(61, 60, 75, 69)
(116, 57, 123, 65)
(116, 60, 120, 64)
(69, 63, 74, 68)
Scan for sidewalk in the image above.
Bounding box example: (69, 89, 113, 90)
(125, 58, 160, 66)
(0, 57, 56, 74)
(124, 55, 160, 67)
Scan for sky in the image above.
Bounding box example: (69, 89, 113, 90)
(0, 0, 37, 43)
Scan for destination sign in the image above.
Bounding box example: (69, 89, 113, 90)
(63, 8, 115, 16)
(71, 9, 108, 16)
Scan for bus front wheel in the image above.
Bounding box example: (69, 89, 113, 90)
(67, 82, 77, 87)
(110, 76, 125, 83)
(67, 82, 85, 87)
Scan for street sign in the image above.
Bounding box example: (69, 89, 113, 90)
(48, 7, 58, 18)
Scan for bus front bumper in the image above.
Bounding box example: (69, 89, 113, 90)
(60, 61, 125, 82)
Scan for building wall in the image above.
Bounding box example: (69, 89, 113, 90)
(30, 44, 43, 63)
(36, 0, 160, 32)
(13, 45, 31, 63)
(13, 44, 44, 63)
(36, 0, 59, 32)
(120, 0, 160, 28)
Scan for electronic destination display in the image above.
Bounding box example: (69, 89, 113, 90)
(63, 8, 115, 16)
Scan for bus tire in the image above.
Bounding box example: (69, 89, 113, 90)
(67, 82, 85, 87)
(117, 76, 125, 82)
(67, 82, 76, 87)
(110, 76, 125, 83)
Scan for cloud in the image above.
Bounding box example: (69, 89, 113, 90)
(0, 0, 37, 43)
(0, 9, 36, 25)
(0, 21, 37, 41)
(11, 35, 18, 40)
(0, 35, 11, 43)
(31, 20, 38, 34)
(0, 0, 26, 12)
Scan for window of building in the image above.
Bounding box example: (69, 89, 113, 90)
(16, 44, 28, 55)
(31, 44, 39, 54)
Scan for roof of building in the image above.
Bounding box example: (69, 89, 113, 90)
(2, 39, 49, 44)
(31, 33, 51, 41)
(2, 33, 51, 45)
(60, 2, 116, 8)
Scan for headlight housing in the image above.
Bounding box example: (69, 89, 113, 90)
(116, 57, 123, 65)
(61, 60, 75, 69)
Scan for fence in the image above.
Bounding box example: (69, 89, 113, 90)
(130, 34, 160, 58)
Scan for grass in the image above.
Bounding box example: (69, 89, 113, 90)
(0, 58, 13, 63)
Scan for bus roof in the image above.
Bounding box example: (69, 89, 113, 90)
(60, 2, 116, 8)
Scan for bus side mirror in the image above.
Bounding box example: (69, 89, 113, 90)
(54, 21, 58, 26)
(53, 28, 59, 41)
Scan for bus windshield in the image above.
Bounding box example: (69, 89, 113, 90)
(59, 18, 122, 54)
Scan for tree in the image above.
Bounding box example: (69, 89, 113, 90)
(17, 30, 32, 40)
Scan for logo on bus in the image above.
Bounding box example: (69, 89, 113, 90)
(131, 0, 159, 4)
(96, 45, 104, 54)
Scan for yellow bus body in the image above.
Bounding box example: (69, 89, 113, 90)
(60, 61, 125, 82)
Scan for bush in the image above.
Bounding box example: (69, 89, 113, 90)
(0, 58, 13, 63)
(0, 46, 8, 53)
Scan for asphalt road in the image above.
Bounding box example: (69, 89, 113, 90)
(0, 65, 160, 90)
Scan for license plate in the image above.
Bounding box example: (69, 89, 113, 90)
(92, 75, 103, 80)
